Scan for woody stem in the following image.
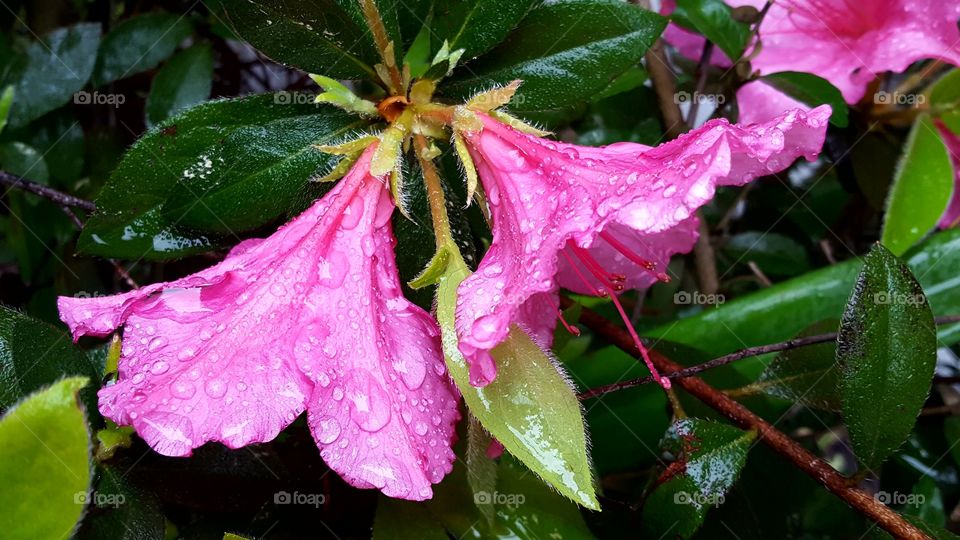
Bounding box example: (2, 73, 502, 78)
(358, 0, 404, 92)
(413, 134, 454, 249)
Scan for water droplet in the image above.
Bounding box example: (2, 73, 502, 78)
(172, 380, 196, 399)
(151, 361, 169, 375)
(316, 417, 341, 444)
(204, 379, 227, 398)
(147, 336, 166, 352)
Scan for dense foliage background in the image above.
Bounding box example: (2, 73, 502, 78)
(1, 0, 960, 538)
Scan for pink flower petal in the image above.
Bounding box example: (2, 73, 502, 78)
(736, 80, 812, 125)
(937, 123, 960, 229)
(58, 146, 459, 500)
(456, 107, 830, 383)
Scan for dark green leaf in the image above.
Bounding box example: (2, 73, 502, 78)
(673, 0, 750, 60)
(760, 72, 849, 127)
(444, 0, 666, 112)
(0, 305, 101, 410)
(881, 114, 954, 255)
(430, 0, 539, 60)
(641, 419, 755, 539)
(215, 0, 378, 79)
(7, 109, 85, 187)
(0, 142, 48, 184)
(78, 95, 366, 260)
(723, 231, 810, 277)
(837, 244, 937, 469)
(0, 24, 100, 128)
(75, 466, 167, 540)
(0, 377, 92, 540)
(146, 44, 214, 127)
(743, 320, 840, 410)
(93, 13, 193, 86)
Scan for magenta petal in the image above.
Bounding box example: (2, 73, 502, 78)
(937, 123, 960, 229)
(456, 107, 830, 379)
(58, 147, 459, 500)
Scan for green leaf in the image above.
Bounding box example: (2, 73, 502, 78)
(0, 377, 92, 540)
(0, 142, 48, 184)
(902, 476, 946, 526)
(146, 44, 214, 127)
(837, 244, 937, 470)
(466, 416, 498, 524)
(74, 466, 166, 540)
(93, 13, 193, 86)
(742, 320, 840, 410)
(0, 85, 13, 134)
(760, 72, 849, 128)
(430, 0, 539, 60)
(672, 0, 750, 60)
(0, 306, 101, 410)
(0, 23, 100, 128)
(723, 231, 810, 277)
(444, 0, 666, 112)
(646, 229, 960, 374)
(437, 250, 597, 509)
(7, 109, 85, 186)
(928, 68, 960, 133)
(641, 419, 756, 539)
(881, 114, 954, 255)
(78, 94, 366, 260)
(215, 0, 378, 79)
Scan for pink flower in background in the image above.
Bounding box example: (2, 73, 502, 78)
(455, 106, 831, 387)
(58, 146, 459, 501)
(661, 0, 960, 123)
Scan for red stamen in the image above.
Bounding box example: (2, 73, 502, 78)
(599, 231, 671, 284)
(557, 309, 581, 336)
(570, 245, 624, 290)
(566, 247, 671, 390)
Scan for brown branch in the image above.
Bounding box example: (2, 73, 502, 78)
(1, 171, 96, 211)
(644, 41, 688, 138)
(571, 302, 930, 540)
(579, 314, 960, 399)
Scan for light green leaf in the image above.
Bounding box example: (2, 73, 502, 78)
(881, 114, 954, 255)
(0, 377, 92, 540)
(437, 250, 597, 509)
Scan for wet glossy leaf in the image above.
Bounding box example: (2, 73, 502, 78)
(430, 0, 539, 61)
(78, 94, 365, 260)
(723, 231, 810, 277)
(742, 320, 840, 410)
(75, 466, 166, 540)
(760, 72, 849, 127)
(215, 0, 379, 79)
(0, 23, 100, 128)
(93, 13, 193, 86)
(437, 251, 597, 509)
(0, 306, 101, 410)
(641, 419, 756, 539)
(444, 0, 666, 112)
(672, 0, 750, 61)
(146, 44, 214, 127)
(838, 244, 936, 470)
(881, 114, 954, 256)
(647, 229, 960, 375)
(0, 377, 92, 540)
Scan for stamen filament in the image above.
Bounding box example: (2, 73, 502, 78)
(599, 231, 671, 283)
(558, 309, 581, 336)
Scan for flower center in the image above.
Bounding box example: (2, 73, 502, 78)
(378, 95, 409, 123)
(562, 240, 672, 390)
(783, 0, 885, 38)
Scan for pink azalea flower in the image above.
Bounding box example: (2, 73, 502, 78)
(936, 121, 960, 229)
(58, 145, 459, 501)
(455, 106, 831, 387)
(662, 1, 960, 122)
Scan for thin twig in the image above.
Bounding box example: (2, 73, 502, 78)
(578, 314, 960, 399)
(0, 171, 96, 211)
(571, 302, 930, 540)
(686, 41, 714, 127)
